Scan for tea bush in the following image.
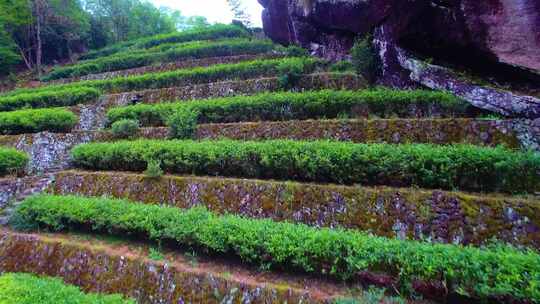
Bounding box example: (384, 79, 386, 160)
(111, 119, 139, 139)
(80, 24, 249, 60)
(0, 272, 134, 303)
(167, 108, 198, 139)
(44, 39, 276, 80)
(4, 57, 319, 97)
(70, 139, 540, 193)
(0, 87, 100, 111)
(13, 194, 540, 301)
(0, 147, 28, 176)
(0, 108, 77, 134)
(106, 89, 471, 127)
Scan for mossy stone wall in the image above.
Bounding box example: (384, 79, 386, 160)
(52, 171, 540, 248)
(0, 230, 331, 304)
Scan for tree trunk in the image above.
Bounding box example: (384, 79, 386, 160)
(34, 0, 43, 78)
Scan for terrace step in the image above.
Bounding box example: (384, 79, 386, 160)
(0, 229, 422, 304)
(52, 170, 540, 248)
(48, 53, 282, 84)
(0, 131, 102, 173)
(61, 73, 364, 131)
(1, 117, 529, 174)
(129, 118, 525, 148)
(0, 173, 55, 225)
(103, 73, 365, 106)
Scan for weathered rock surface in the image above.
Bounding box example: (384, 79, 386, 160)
(259, 0, 540, 119)
(259, 0, 540, 72)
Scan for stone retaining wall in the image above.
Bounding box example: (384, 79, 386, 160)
(104, 73, 365, 106)
(52, 170, 540, 248)
(0, 230, 334, 304)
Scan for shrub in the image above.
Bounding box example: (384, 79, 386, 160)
(70, 140, 540, 193)
(167, 108, 198, 139)
(80, 24, 250, 60)
(280, 45, 309, 57)
(351, 35, 380, 84)
(0, 147, 28, 176)
(110, 119, 139, 139)
(277, 58, 307, 89)
(0, 108, 77, 135)
(13, 194, 540, 302)
(0, 272, 134, 303)
(106, 89, 472, 127)
(144, 160, 163, 178)
(44, 39, 276, 81)
(330, 60, 355, 72)
(0, 87, 101, 111)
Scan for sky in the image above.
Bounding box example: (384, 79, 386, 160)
(149, 0, 264, 27)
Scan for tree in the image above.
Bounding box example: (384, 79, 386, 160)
(227, 0, 252, 28)
(0, 25, 20, 74)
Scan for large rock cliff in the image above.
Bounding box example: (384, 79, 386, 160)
(258, 0, 540, 118)
(259, 0, 540, 72)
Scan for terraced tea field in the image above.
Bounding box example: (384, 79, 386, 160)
(0, 24, 539, 304)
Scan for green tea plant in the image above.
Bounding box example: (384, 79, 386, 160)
(0, 87, 101, 111)
(4, 57, 319, 98)
(0, 272, 134, 303)
(44, 39, 276, 81)
(0, 108, 77, 134)
(70, 139, 540, 193)
(12, 195, 540, 301)
(111, 119, 139, 139)
(0, 147, 28, 176)
(106, 89, 471, 127)
(167, 108, 199, 139)
(80, 24, 250, 60)
(144, 159, 164, 178)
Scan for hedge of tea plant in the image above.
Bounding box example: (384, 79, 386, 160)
(12, 194, 540, 302)
(70, 139, 540, 193)
(106, 89, 472, 127)
(0, 108, 77, 135)
(44, 39, 276, 80)
(0, 147, 28, 176)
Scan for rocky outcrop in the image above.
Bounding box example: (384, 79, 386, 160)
(259, 0, 540, 72)
(259, 0, 540, 118)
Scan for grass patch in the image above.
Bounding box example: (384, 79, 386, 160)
(0, 272, 134, 303)
(12, 194, 540, 302)
(70, 139, 540, 193)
